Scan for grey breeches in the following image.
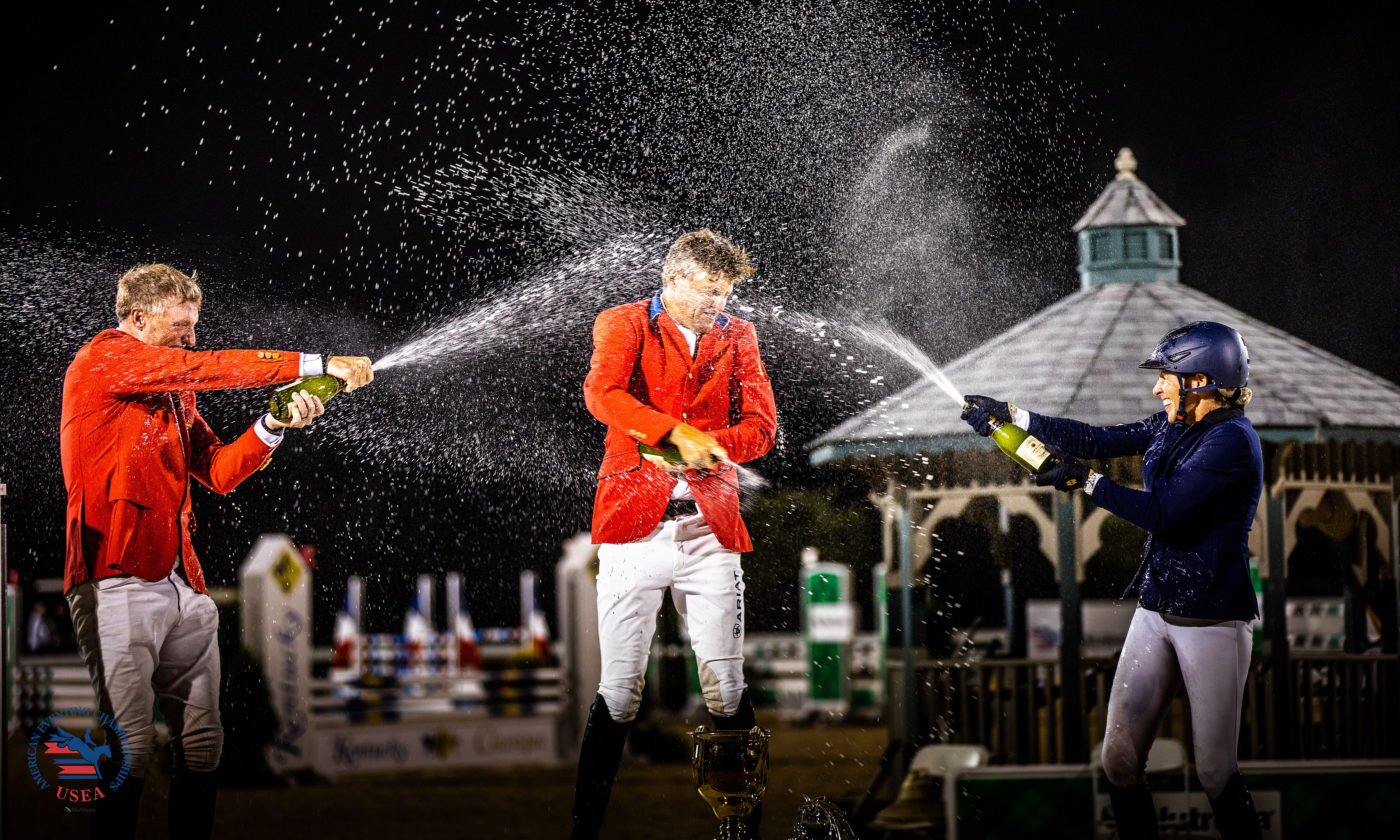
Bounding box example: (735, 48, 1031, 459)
(1101, 607, 1251, 798)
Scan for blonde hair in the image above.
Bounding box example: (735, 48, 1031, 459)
(1217, 386, 1253, 407)
(664, 229, 756, 282)
(116, 264, 202, 321)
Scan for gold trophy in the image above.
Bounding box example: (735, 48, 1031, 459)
(691, 725, 770, 840)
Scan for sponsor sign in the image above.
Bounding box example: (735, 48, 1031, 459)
(311, 717, 559, 776)
(1094, 791, 1282, 839)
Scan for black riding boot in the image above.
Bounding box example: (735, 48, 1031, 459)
(709, 690, 763, 839)
(1209, 773, 1262, 840)
(708, 688, 757, 732)
(91, 775, 146, 840)
(571, 695, 632, 840)
(169, 769, 219, 840)
(1106, 781, 1159, 840)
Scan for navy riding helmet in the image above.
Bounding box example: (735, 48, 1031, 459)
(1139, 321, 1249, 418)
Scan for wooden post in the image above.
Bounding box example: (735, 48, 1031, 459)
(1056, 493, 1085, 762)
(1264, 489, 1294, 758)
(1391, 489, 1400, 653)
(897, 497, 917, 773)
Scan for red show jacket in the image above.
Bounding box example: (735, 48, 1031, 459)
(583, 292, 777, 551)
(61, 329, 305, 594)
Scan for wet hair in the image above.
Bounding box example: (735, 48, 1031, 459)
(115, 263, 202, 321)
(1175, 370, 1254, 409)
(1217, 386, 1253, 407)
(664, 229, 756, 282)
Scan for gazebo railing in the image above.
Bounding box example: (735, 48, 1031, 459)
(1278, 653, 1398, 759)
(902, 652, 1399, 764)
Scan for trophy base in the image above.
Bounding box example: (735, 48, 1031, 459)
(714, 814, 754, 840)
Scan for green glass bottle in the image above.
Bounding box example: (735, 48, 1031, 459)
(268, 374, 345, 422)
(638, 440, 685, 468)
(985, 416, 1058, 474)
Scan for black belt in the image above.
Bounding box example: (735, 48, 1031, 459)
(664, 499, 700, 519)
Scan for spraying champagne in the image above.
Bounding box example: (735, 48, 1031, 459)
(963, 399, 1060, 474)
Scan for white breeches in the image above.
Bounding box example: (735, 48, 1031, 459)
(595, 515, 746, 723)
(68, 572, 224, 778)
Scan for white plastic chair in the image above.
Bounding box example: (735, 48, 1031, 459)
(909, 743, 992, 778)
(873, 744, 990, 838)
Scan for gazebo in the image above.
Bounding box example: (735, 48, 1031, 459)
(811, 149, 1400, 766)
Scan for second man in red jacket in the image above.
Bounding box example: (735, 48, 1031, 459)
(572, 229, 778, 839)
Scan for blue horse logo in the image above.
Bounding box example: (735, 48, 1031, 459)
(52, 725, 112, 780)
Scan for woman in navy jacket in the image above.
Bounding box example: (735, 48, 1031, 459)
(964, 321, 1264, 840)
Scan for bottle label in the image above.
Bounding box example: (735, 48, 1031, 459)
(1015, 436, 1052, 471)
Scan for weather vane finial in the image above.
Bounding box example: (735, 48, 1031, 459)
(1115, 147, 1139, 181)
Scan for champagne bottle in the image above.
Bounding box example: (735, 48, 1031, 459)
(268, 374, 345, 423)
(638, 440, 685, 468)
(969, 405, 1059, 474)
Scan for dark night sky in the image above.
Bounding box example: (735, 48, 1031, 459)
(2, 2, 1397, 634)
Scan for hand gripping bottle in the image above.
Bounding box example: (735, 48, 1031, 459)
(965, 401, 1060, 474)
(268, 375, 345, 422)
(638, 440, 686, 468)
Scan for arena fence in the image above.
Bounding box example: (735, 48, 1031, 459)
(240, 534, 565, 777)
(743, 632, 882, 722)
(899, 651, 1400, 764)
(309, 638, 565, 723)
(12, 654, 95, 732)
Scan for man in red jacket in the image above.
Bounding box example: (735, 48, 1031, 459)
(572, 230, 777, 839)
(60, 263, 372, 839)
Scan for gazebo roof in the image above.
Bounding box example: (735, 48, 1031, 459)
(811, 280, 1400, 465)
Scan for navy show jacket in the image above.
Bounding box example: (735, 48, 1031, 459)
(1029, 406, 1263, 621)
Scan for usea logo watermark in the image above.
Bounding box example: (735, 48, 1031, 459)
(27, 707, 133, 810)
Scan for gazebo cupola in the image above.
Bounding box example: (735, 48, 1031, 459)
(1074, 148, 1185, 288)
